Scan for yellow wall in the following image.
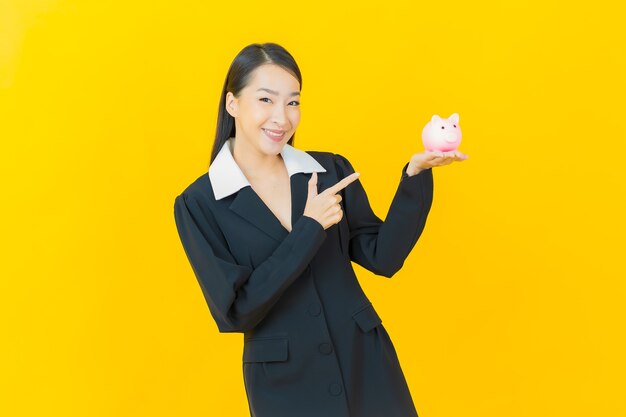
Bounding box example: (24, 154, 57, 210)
(2, 0, 624, 416)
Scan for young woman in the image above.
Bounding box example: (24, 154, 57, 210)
(174, 42, 467, 417)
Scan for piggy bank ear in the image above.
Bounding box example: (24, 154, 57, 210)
(449, 113, 459, 124)
(431, 115, 442, 123)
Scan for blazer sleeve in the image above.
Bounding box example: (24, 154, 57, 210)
(334, 153, 434, 278)
(174, 191, 327, 333)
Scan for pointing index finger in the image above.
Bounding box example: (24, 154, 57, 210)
(323, 172, 360, 195)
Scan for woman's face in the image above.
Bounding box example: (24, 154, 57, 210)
(226, 63, 301, 156)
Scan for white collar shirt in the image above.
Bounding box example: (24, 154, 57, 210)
(208, 137, 327, 200)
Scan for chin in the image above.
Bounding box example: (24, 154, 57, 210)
(258, 138, 286, 155)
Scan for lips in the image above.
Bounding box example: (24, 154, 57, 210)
(262, 128, 285, 141)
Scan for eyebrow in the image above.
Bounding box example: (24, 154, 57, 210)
(256, 88, 300, 97)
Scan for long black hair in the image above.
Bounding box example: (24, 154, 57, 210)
(210, 42, 303, 164)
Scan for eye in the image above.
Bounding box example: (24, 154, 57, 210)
(260, 97, 271, 103)
(453, 125, 457, 128)
(441, 126, 445, 129)
(289, 101, 300, 106)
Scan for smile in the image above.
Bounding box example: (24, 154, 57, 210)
(262, 128, 285, 140)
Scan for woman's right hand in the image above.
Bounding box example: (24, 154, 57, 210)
(303, 171, 360, 230)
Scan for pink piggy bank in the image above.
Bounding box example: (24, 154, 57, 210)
(422, 113, 462, 152)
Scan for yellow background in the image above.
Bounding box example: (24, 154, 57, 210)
(2, 0, 625, 416)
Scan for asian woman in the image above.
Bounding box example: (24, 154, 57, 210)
(174, 42, 467, 417)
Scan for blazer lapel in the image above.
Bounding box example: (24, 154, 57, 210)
(290, 173, 310, 227)
(229, 172, 318, 242)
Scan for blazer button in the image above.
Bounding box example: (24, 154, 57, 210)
(307, 302, 321, 316)
(328, 383, 342, 396)
(318, 343, 333, 355)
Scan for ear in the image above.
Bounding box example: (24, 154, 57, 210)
(431, 114, 442, 123)
(225, 92, 239, 118)
(449, 113, 459, 123)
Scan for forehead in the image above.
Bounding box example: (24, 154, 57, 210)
(247, 64, 300, 93)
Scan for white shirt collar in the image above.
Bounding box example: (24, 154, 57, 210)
(208, 137, 327, 200)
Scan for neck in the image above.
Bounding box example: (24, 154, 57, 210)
(231, 136, 285, 181)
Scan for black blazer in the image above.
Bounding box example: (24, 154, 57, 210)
(174, 151, 434, 417)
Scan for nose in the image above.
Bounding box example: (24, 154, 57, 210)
(271, 105, 289, 129)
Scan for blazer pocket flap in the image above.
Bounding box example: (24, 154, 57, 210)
(352, 303, 382, 333)
(243, 337, 289, 363)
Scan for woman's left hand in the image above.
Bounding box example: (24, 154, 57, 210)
(406, 150, 469, 176)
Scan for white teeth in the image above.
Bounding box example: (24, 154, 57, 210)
(263, 129, 284, 137)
